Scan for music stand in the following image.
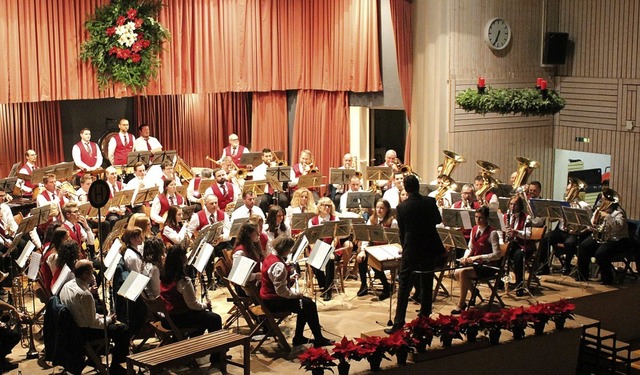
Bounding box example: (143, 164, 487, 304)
(329, 168, 356, 186)
(266, 166, 291, 184)
(530, 199, 567, 221)
(384, 228, 400, 244)
(365, 166, 392, 183)
(8, 162, 21, 178)
(28, 206, 51, 226)
(176, 185, 186, 197)
(198, 178, 215, 195)
(496, 184, 514, 197)
(298, 174, 323, 189)
(265, 175, 284, 194)
(110, 191, 125, 207)
(126, 151, 153, 168)
(562, 207, 591, 227)
(0, 177, 17, 193)
(240, 152, 263, 168)
(487, 211, 503, 232)
(498, 197, 510, 213)
(181, 205, 196, 221)
(351, 224, 387, 243)
(300, 225, 325, 245)
(229, 218, 249, 238)
(50, 162, 77, 182)
(345, 191, 374, 209)
(291, 213, 315, 231)
(419, 183, 437, 196)
(150, 150, 177, 166)
(321, 220, 351, 239)
(120, 189, 134, 207)
(365, 243, 403, 324)
(242, 180, 267, 196)
(16, 215, 37, 235)
(437, 228, 468, 250)
(26, 167, 47, 186)
(442, 208, 476, 230)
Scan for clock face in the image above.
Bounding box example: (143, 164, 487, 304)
(485, 18, 511, 50)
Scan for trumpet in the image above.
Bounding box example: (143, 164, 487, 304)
(58, 181, 78, 198)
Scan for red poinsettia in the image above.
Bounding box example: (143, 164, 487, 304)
(526, 302, 554, 323)
(548, 299, 576, 320)
(480, 311, 508, 331)
(381, 330, 415, 355)
(505, 306, 534, 330)
(332, 336, 368, 363)
(406, 315, 434, 346)
(298, 346, 337, 372)
(355, 336, 389, 360)
(458, 308, 485, 333)
(126, 8, 137, 20)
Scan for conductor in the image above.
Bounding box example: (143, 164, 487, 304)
(385, 175, 446, 334)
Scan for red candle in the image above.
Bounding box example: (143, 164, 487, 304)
(536, 77, 542, 87)
(540, 80, 547, 90)
(478, 77, 485, 88)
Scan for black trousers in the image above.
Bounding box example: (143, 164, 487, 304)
(264, 296, 323, 340)
(312, 257, 339, 292)
(539, 227, 582, 271)
(169, 309, 222, 337)
(0, 326, 20, 359)
(578, 236, 632, 283)
(393, 256, 438, 326)
(81, 323, 130, 364)
(357, 252, 390, 290)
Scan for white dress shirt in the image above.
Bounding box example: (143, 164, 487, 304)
(60, 278, 111, 329)
(133, 136, 162, 152)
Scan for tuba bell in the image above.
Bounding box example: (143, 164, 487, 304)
(435, 175, 458, 204)
(441, 150, 466, 176)
(512, 156, 540, 190)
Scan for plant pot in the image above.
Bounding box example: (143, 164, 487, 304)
(554, 318, 566, 330)
(337, 361, 350, 375)
(396, 348, 409, 365)
(441, 335, 453, 347)
(534, 321, 546, 335)
(489, 328, 501, 345)
(512, 327, 525, 340)
(466, 327, 479, 343)
(311, 368, 325, 375)
(368, 355, 383, 372)
(415, 341, 428, 353)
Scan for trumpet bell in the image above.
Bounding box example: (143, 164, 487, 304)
(441, 150, 466, 177)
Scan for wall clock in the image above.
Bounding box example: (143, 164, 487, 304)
(485, 18, 511, 50)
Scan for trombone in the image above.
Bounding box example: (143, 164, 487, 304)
(272, 152, 288, 167)
(207, 155, 247, 180)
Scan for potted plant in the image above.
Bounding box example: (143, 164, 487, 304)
(406, 315, 433, 352)
(332, 336, 367, 375)
(526, 302, 553, 335)
(459, 308, 485, 343)
(430, 314, 462, 347)
(298, 347, 337, 375)
(548, 299, 576, 330)
(505, 306, 534, 340)
(382, 329, 416, 365)
(355, 336, 389, 372)
(480, 311, 507, 345)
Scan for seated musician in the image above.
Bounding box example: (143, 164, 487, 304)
(451, 206, 501, 314)
(428, 175, 453, 208)
(264, 205, 291, 252)
(252, 148, 288, 212)
(528, 181, 542, 199)
(230, 190, 265, 222)
(127, 213, 153, 239)
(339, 175, 364, 214)
(162, 206, 189, 245)
(452, 183, 482, 248)
(249, 214, 269, 255)
(355, 199, 395, 300)
(382, 172, 405, 209)
(186, 168, 213, 210)
(473, 175, 499, 210)
(0, 299, 25, 372)
(232, 223, 265, 289)
(160, 244, 222, 355)
(60, 259, 129, 375)
(186, 194, 230, 237)
(155, 160, 182, 193)
(53, 239, 81, 289)
(16, 149, 39, 198)
(375, 150, 399, 193)
(330, 153, 355, 207)
(287, 187, 316, 223)
(125, 162, 147, 213)
(71, 128, 102, 179)
(577, 189, 631, 284)
(502, 195, 532, 297)
(61, 202, 95, 259)
(307, 197, 342, 301)
(204, 168, 236, 212)
(36, 173, 68, 212)
(115, 228, 147, 337)
(141, 237, 165, 300)
(150, 179, 185, 231)
(261, 236, 334, 347)
(39, 226, 67, 291)
(75, 174, 93, 203)
(105, 166, 127, 227)
(220, 155, 244, 191)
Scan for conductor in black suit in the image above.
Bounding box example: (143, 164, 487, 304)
(385, 175, 446, 333)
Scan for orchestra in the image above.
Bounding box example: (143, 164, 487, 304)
(2, 119, 634, 374)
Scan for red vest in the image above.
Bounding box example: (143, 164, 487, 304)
(76, 141, 99, 173)
(196, 209, 225, 231)
(108, 180, 123, 198)
(64, 222, 83, 246)
(158, 194, 185, 217)
(260, 253, 283, 301)
(192, 177, 202, 198)
(21, 163, 37, 193)
(470, 225, 494, 257)
(233, 244, 261, 273)
(210, 182, 234, 210)
(113, 133, 134, 165)
(503, 211, 527, 248)
(224, 145, 247, 167)
(40, 245, 54, 291)
(161, 224, 182, 245)
(160, 280, 190, 315)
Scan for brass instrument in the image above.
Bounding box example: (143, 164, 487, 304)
(174, 157, 195, 182)
(592, 188, 619, 243)
(476, 175, 499, 205)
(304, 163, 319, 174)
(205, 155, 222, 165)
(58, 181, 79, 198)
(565, 177, 586, 202)
(441, 150, 466, 176)
(512, 156, 540, 190)
(435, 175, 458, 205)
(272, 152, 288, 167)
(225, 201, 237, 214)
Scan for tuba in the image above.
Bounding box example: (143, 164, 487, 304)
(435, 175, 458, 204)
(512, 156, 540, 190)
(591, 188, 619, 243)
(476, 160, 500, 205)
(441, 150, 466, 176)
(565, 177, 587, 202)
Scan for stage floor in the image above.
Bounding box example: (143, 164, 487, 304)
(5, 268, 638, 374)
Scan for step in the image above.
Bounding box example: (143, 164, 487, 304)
(583, 326, 616, 341)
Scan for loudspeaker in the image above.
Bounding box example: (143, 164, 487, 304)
(543, 32, 569, 65)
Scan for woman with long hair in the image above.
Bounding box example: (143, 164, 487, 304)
(53, 238, 80, 287)
(142, 237, 165, 300)
(160, 244, 222, 365)
(355, 199, 396, 300)
(162, 205, 188, 245)
(264, 205, 291, 253)
(127, 213, 152, 239)
(232, 223, 264, 284)
(40, 224, 65, 291)
(117, 227, 147, 337)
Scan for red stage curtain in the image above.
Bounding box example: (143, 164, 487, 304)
(2, 0, 382, 103)
(251, 92, 289, 159)
(390, 0, 413, 164)
(133, 93, 249, 167)
(0, 101, 64, 176)
(291, 91, 349, 179)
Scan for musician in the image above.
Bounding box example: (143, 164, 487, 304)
(264, 205, 291, 252)
(385, 175, 446, 334)
(74, 175, 91, 204)
(40, 225, 67, 292)
(375, 149, 399, 192)
(105, 166, 127, 226)
(150, 179, 185, 229)
(230, 190, 265, 222)
(538, 180, 591, 275)
(0, 299, 24, 372)
(16, 149, 38, 197)
(52, 239, 81, 290)
(127, 213, 153, 239)
(162, 205, 189, 245)
(36, 173, 66, 212)
(72, 128, 103, 178)
(116, 227, 147, 337)
(429, 164, 444, 185)
(290, 149, 314, 188)
(577, 189, 631, 284)
(339, 175, 364, 214)
(108, 118, 135, 166)
(453, 184, 481, 210)
(204, 168, 236, 211)
(502, 195, 532, 296)
(60, 259, 129, 375)
(261, 236, 333, 347)
(133, 123, 163, 153)
(232, 223, 265, 286)
(61, 202, 95, 259)
(125, 162, 147, 212)
(382, 172, 405, 209)
(330, 153, 355, 207)
(141, 237, 165, 300)
(428, 175, 453, 208)
(528, 181, 542, 199)
(220, 133, 249, 167)
(252, 148, 288, 212)
(307, 197, 341, 301)
(451, 206, 501, 314)
(186, 194, 230, 237)
(158, 160, 182, 192)
(160, 244, 223, 364)
(356, 199, 395, 300)
(473, 175, 499, 210)
(186, 168, 213, 209)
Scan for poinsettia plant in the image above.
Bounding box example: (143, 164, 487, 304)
(381, 330, 416, 355)
(458, 308, 485, 336)
(479, 311, 508, 332)
(505, 306, 534, 331)
(406, 315, 434, 347)
(355, 336, 390, 361)
(80, 0, 170, 91)
(430, 314, 462, 344)
(525, 302, 554, 324)
(332, 336, 368, 364)
(547, 299, 576, 321)
(298, 346, 337, 372)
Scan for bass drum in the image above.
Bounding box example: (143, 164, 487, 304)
(97, 130, 119, 166)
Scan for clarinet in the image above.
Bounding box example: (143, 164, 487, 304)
(199, 272, 211, 308)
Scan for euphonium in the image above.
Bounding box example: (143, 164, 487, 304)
(512, 156, 540, 190)
(591, 188, 619, 243)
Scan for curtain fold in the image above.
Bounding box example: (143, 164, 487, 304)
(2, 0, 382, 104)
(390, 0, 413, 164)
(0, 101, 64, 176)
(251, 91, 288, 158)
(292, 90, 349, 179)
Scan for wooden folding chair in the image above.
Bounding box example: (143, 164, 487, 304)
(240, 283, 292, 353)
(468, 242, 509, 310)
(525, 226, 547, 290)
(143, 297, 199, 345)
(215, 259, 258, 331)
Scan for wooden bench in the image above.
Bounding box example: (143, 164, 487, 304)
(126, 330, 250, 375)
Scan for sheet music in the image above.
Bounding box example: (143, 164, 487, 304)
(27, 251, 41, 280)
(117, 271, 150, 302)
(308, 240, 333, 272)
(498, 213, 507, 232)
(228, 255, 257, 287)
(104, 238, 122, 267)
(51, 265, 73, 295)
(16, 240, 36, 268)
(194, 243, 214, 273)
(291, 235, 309, 263)
(104, 253, 122, 282)
(366, 244, 402, 262)
(460, 210, 472, 229)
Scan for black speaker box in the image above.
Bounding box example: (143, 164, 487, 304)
(543, 32, 569, 65)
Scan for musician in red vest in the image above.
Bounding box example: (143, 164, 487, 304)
(289, 150, 319, 201)
(36, 174, 67, 211)
(61, 201, 95, 259)
(133, 123, 163, 153)
(204, 168, 235, 211)
(187, 168, 212, 209)
(72, 128, 102, 178)
(186, 194, 229, 238)
(451, 206, 501, 314)
(502, 195, 532, 297)
(105, 166, 126, 227)
(17, 149, 38, 197)
(219, 133, 249, 168)
(474, 175, 499, 211)
(452, 183, 483, 246)
(150, 179, 184, 228)
(107, 118, 135, 166)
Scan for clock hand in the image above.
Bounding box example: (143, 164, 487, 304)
(494, 30, 501, 45)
